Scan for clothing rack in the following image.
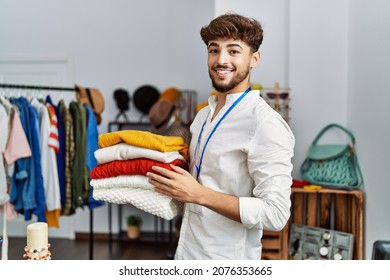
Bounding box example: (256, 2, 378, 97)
(0, 83, 78, 92)
(0, 82, 95, 260)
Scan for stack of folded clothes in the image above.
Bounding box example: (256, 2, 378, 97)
(90, 130, 189, 220)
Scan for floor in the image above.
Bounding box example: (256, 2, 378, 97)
(5, 235, 176, 260)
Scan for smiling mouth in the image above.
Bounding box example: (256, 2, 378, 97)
(214, 68, 233, 78)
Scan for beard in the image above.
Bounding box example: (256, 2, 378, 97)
(209, 64, 251, 93)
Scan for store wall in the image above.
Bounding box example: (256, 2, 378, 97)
(346, 0, 390, 260)
(288, 0, 349, 176)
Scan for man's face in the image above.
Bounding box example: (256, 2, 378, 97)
(207, 39, 259, 94)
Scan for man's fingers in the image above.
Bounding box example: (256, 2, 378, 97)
(170, 164, 186, 175)
(147, 168, 180, 190)
(154, 186, 171, 197)
(151, 165, 177, 179)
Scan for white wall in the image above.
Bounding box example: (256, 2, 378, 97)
(347, 0, 390, 260)
(289, 0, 349, 177)
(1, 0, 390, 260)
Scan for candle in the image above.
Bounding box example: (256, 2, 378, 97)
(25, 222, 50, 260)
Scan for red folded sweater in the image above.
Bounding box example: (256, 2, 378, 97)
(90, 158, 188, 179)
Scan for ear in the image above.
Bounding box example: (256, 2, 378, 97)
(250, 51, 260, 68)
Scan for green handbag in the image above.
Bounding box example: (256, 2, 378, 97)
(300, 123, 364, 190)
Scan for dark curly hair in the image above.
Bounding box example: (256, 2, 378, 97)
(200, 13, 263, 53)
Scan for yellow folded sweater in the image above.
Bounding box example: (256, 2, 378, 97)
(98, 130, 188, 160)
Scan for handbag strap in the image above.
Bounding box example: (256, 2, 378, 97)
(312, 123, 356, 145)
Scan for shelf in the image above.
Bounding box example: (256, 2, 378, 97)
(262, 188, 364, 260)
(291, 187, 363, 196)
(108, 121, 152, 132)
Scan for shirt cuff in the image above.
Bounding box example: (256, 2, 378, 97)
(239, 196, 262, 229)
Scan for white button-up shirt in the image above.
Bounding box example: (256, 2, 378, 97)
(175, 89, 295, 260)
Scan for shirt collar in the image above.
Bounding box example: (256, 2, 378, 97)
(208, 90, 253, 110)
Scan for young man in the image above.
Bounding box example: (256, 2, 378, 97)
(146, 13, 295, 260)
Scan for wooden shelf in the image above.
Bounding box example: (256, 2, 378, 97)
(261, 188, 364, 260)
(261, 227, 289, 260)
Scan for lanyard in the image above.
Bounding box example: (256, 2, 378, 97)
(194, 87, 251, 179)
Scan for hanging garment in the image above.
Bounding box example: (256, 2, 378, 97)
(78, 102, 89, 202)
(46, 103, 60, 154)
(60, 100, 75, 216)
(69, 101, 87, 210)
(31, 98, 61, 228)
(46, 96, 66, 208)
(0, 102, 9, 205)
(83, 104, 104, 209)
(1, 101, 32, 220)
(10, 97, 46, 222)
(0, 99, 31, 260)
(0, 99, 10, 261)
(1, 99, 32, 169)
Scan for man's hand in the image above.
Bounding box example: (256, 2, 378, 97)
(146, 165, 205, 204)
(147, 165, 241, 223)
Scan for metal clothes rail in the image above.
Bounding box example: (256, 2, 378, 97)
(0, 82, 95, 260)
(0, 83, 77, 92)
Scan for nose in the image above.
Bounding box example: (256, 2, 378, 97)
(216, 50, 229, 65)
(209, 49, 229, 66)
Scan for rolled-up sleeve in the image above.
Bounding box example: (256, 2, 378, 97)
(240, 117, 295, 230)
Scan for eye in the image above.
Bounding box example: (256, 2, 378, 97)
(230, 50, 241, 55)
(208, 49, 219, 54)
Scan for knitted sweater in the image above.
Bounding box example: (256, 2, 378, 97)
(98, 130, 188, 160)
